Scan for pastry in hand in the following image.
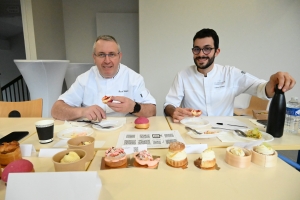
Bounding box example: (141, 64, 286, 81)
(134, 150, 160, 168)
(102, 95, 113, 104)
(199, 148, 216, 169)
(134, 117, 150, 129)
(166, 142, 188, 167)
(104, 147, 127, 167)
(60, 151, 81, 163)
(191, 109, 202, 117)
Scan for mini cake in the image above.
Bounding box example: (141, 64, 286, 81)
(134, 150, 160, 168)
(102, 95, 112, 104)
(251, 143, 277, 167)
(199, 148, 216, 169)
(60, 151, 81, 164)
(166, 142, 188, 167)
(225, 146, 252, 168)
(2, 159, 34, 183)
(134, 117, 150, 129)
(104, 147, 127, 167)
(191, 109, 202, 117)
(0, 141, 22, 166)
(230, 147, 245, 157)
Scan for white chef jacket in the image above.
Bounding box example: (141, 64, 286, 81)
(59, 64, 156, 117)
(164, 64, 269, 116)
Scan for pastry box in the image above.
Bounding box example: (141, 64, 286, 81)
(225, 146, 252, 168)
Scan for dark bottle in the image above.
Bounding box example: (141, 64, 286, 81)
(266, 85, 286, 138)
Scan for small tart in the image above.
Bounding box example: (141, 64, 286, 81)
(102, 95, 112, 104)
(191, 109, 202, 117)
(166, 142, 187, 167)
(104, 147, 127, 167)
(134, 150, 160, 167)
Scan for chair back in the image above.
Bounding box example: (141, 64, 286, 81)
(0, 98, 43, 117)
(234, 95, 269, 116)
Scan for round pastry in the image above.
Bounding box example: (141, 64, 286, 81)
(2, 159, 34, 183)
(253, 143, 275, 155)
(134, 150, 160, 168)
(0, 141, 22, 166)
(134, 117, 150, 129)
(104, 147, 127, 167)
(230, 147, 245, 157)
(166, 142, 188, 167)
(191, 109, 202, 117)
(60, 151, 81, 163)
(102, 95, 112, 104)
(199, 148, 216, 169)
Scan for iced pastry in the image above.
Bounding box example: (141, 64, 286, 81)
(191, 109, 202, 117)
(104, 147, 127, 167)
(253, 143, 275, 155)
(102, 95, 112, 104)
(134, 117, 150, 129)
(166, 142, 188, 167)
(199, 149, 216, 169)
(230, 147, 245, 157)
(134, 150, 160, 168)
(2, 159, 34, 183)
(60, 151, 81, 163)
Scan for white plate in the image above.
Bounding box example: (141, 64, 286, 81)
(92, 119, 124, 131)
(186, 129, 228, 139)
(180, 117, 210, 129)
(232, 129, 274, 142)
(57, 127, 94, 139)
(70, 121, 89, 127)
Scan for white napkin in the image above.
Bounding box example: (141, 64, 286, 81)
(217, 132, 242, 143)
(249, 119, 266, 128)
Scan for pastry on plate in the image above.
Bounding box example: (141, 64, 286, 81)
(166, 142, 188, 167)
(134, 150, 160, 168)
(191, 109, 202, 117)
(104, 147, 127, 167)
(102, 95, 113, 104)
(199, 148, 216, 169)
(2, 159, 34, 183)
(134, 117, 150, 129)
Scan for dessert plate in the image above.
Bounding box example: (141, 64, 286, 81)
(232, 129, 274, 142)
(57, 127, 94, 139)
(180, 117, 210, 129)
(92, 119, 124, 131)
(186, 129, 227, 139)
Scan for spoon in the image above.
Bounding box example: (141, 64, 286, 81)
(185, 126, 203, 135)
(234, 129, 247, 137)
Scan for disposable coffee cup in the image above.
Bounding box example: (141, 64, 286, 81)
(35, 120, 54, 144)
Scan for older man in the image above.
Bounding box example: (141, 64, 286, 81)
(52, 35, 156, 121)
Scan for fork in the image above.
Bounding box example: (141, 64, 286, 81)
(185, 126, 203, 135)
(77, 120, 114, 129)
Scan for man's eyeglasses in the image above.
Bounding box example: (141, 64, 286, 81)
(94, 52, 120, 58)
(191, 47, 214, 55)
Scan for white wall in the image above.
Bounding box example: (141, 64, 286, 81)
(140, 0, 300, 116)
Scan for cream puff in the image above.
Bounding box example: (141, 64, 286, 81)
(134, 150, 160, 168)
(191, 109, 202, 117)
(134, 117, 150, 129)
(102, 95, 113, 104)
(166, 142, 188, 167)
(104, 147, 127, 167)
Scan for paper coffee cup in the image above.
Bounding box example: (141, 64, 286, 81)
(35, 120, 54, 144)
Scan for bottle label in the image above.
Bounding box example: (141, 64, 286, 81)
(286, 107, 300, 116)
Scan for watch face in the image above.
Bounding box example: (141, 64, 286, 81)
(134, 102, 141, 113)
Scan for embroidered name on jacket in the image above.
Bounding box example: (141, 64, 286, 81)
(214, 81, 225, 88)
(118, 90, 128, 93)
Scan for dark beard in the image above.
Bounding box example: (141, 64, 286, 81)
(194, 55, 215, 70)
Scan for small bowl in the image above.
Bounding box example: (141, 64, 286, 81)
(0, 147, 22, 167)
(67, 136, 95, 161)
(251, 149, 277, 167)
(52, 149, 87, 172)
(225, 146, 252, 168)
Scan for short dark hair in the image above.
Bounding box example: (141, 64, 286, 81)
(193, 29, 219, 49)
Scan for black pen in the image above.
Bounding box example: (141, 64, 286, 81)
(216, 123, 248, 128)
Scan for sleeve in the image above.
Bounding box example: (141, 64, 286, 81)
(164, 73, 184, 109)
(133, 76, 156, 105)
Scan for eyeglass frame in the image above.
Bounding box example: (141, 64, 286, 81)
(94, 52, 120, 58)
(191, 46, 215, 55)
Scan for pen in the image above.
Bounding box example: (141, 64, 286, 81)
(216, 123, 248, 128)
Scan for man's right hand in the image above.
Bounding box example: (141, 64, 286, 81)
(81, 105, 106, 121)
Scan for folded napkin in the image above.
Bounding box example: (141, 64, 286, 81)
(217, 132, 243, 143)
(249, 119, 266, 130)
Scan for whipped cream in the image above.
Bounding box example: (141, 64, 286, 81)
(200, 149, 215, 161)
(166, 150, 187, 161)
(230, 147, 245, 157)
(254, 144, 275, 155)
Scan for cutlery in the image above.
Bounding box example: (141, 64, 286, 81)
(77, 120, 114, 129)
(216, 123, 248, 128)
(185, 126, 203, 135)
(234, 129, 247, 137)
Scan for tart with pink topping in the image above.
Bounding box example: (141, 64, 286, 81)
(191, 109, 202, 117)
(133, 150, 160, 168)
(104, 147, 127, 167)
(134, 117, 150, 129)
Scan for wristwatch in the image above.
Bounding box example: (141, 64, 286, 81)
(130, 102, 141, 114)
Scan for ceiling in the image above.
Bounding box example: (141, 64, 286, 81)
(0, 0, 23, 39)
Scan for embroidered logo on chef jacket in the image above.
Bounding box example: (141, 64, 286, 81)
(214, 81, 225, 88)
(118, 90, 128, 93)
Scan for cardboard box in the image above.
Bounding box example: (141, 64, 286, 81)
(252, 110, 268, 120)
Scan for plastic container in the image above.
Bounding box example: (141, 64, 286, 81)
(285, 97, 300, 134)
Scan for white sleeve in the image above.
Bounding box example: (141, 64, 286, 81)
(164, 73, 184, 109)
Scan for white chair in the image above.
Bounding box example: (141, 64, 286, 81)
(65, 63, 93, 89)
(14, 60, 69, 117)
